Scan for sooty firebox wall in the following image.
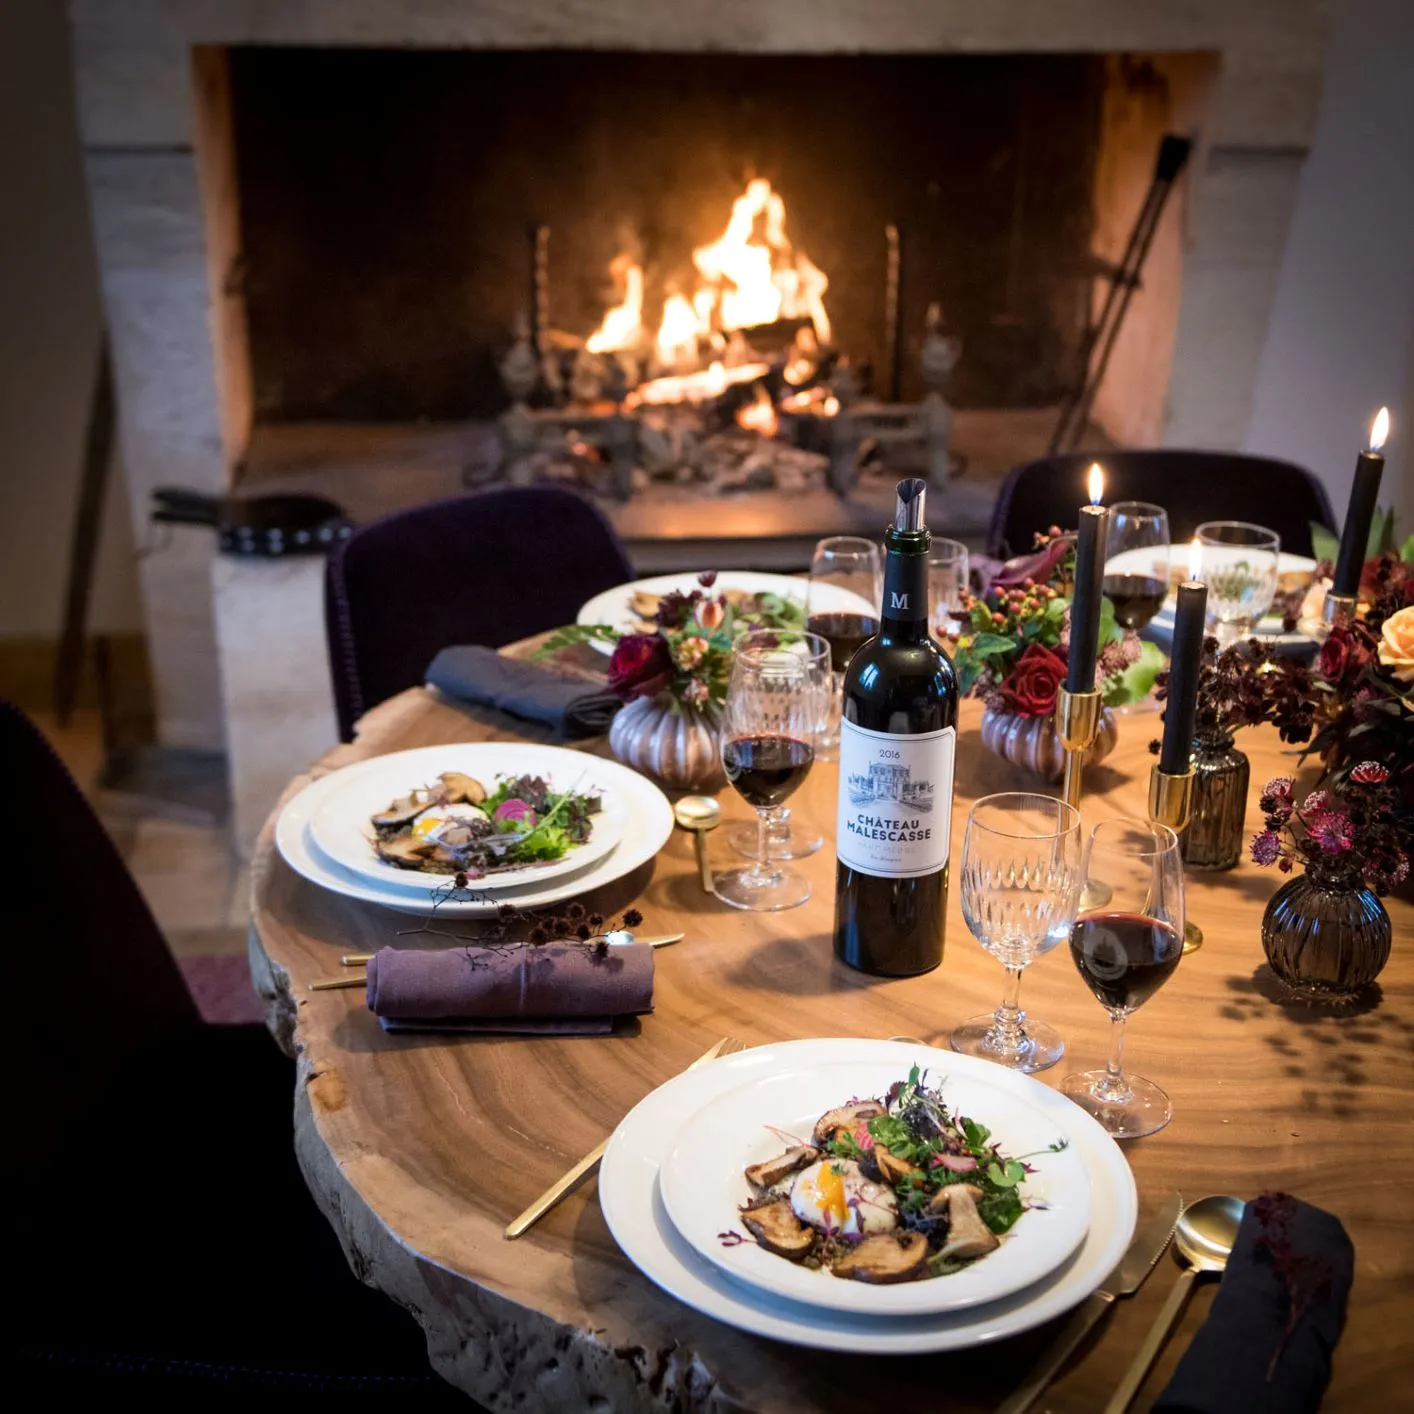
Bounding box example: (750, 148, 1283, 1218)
(229, 48, 1103, 422)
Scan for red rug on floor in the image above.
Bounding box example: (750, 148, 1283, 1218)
(178, 955, 266, 1026)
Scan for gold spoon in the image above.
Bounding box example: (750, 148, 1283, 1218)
(1104, 1194, 1245, 1413)
(674, 795, 722, 892)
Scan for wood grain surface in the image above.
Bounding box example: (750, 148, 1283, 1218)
(249, 682, 1414, 1413)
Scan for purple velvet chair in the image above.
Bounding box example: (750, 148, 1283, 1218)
(326, 485, 634, 740)
(2, 702, 473, 1405)
(988, 450, 1336, 559)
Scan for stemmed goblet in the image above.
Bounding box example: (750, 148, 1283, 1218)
(726, 630, 831, 862)
(1102, 502, 1171, 633)
(714, 634, 820, 912)
(951, 793, 1084, 1073)
(1195, 521, 1280, 646)
(805, 534, 883, 758)
(1062, 819, 1186, 1137)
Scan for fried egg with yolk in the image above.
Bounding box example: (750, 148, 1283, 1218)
(409, 802, 488, 843)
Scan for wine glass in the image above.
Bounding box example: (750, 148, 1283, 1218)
(1102, 502, 1170, 632)
(1195, 521, 1280, 645)
(726, 630, 830, 862)
(1061, 819, 1186, 1138)
(927, 537, 971, 641)
(951, 793, 1084, 1073)
(714, 636, 819, 911)
(806, 536, 883, 680)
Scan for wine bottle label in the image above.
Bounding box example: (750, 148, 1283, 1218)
(836, 719, 956, 879)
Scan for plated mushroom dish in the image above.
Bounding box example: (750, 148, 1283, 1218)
(369, 771, 601, 878)
(730, 1066, 1062, 1284)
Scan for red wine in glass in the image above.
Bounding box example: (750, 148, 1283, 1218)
(806, 612, 879, 674)
(722, 734, 814, 809)
(1070, 912, 1183, 1012)
(1101, 574, 1167, 631)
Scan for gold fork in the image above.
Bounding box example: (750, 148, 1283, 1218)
(504, 1035, 742, 1239)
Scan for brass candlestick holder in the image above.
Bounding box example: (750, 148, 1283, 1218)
(1148, 763, 1203, 952)
(1056, 686, 1102, 814)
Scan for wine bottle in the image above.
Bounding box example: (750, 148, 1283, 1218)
(833, 478, 958, 976)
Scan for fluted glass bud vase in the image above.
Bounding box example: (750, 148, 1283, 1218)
(1180, 731, 1248, 871)
(1261, 862, 1391, 1001)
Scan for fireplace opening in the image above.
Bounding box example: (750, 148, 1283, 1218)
(202, 47, 1206, 563)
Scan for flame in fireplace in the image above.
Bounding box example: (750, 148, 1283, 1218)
(586, 178, 831, 368)
(690, 178, 831, 344)
(585, 253, 645, 354)
(735, 384, 780, 438)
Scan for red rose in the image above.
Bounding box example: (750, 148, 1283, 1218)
(607, 633, 675, 701)
(1319, 629, 1350, 685)
(999, 644, 1068, 717)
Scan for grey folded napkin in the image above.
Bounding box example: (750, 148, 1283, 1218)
(426, 644, 621, 737)
(1155, 1194, 1354, 1414)
(365, 941, 654, 1035)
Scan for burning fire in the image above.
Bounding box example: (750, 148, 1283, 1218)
(735, 384, 780, 438)
(583, 178, 832, 365)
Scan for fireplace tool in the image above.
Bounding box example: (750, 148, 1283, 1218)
(1050, 133, 1192, 454)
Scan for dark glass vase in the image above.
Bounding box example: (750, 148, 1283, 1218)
(1181, 731, 1249, 871)
(1261, 864, 1392, 1001)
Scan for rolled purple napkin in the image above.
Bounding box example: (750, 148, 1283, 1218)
(1154, 1194, 1354, 1414)
(365, 942, 654, 1034)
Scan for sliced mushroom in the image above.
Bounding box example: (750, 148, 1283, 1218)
(371, 794, 432, 829)
(873, 1145, 921, 1188)
(744, 1146, 819, 1191)
(439, 771, 486, 805)
(376, 835, 436, 869)
(830, 1231, 930, 1284)
(741, 1199, 815, 1262)
(811, 1100, 886, 1147)
(932, 1183, 1001, 1261)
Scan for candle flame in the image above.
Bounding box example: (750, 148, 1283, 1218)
(1370, 406, 1390, 452)
(1087, 462, 1105, 506)
(1189, 537, 1203, 582)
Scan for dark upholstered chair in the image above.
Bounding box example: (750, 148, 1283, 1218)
(1, 702, 470, 1406)
(326, 485, 634, 740)
(987, 450, 1336, 559)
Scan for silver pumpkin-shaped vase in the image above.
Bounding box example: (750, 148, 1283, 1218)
(980, 705, 1119, 783)
(609, 695, 727, 791)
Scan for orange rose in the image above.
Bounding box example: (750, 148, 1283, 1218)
(1378, 604, 1414, 684)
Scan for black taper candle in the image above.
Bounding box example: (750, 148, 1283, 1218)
(1066, 504, 1107, 692)
(1332, 448, 1385, 596)
(1160, 580, 1207, 775)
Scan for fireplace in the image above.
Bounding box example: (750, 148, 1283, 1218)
(74, 3, 1325, 760)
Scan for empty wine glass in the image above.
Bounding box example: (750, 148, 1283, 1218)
(1102, 502, 1171, 632)
(727, 630, 829, 862)
(714, 636, 818, 912)
(927, 538, 971, 641)
(1062, 819, 1186, 1138)
(951, 793, 1084, 1073)
(1195, 521, 1280, 645)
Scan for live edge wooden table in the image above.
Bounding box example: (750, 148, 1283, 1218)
(250, 686, 1414, 1413)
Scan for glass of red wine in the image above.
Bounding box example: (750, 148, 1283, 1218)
(1061, 819, 1186, 1138)
(714, 636, 819, 912)
(951, 793, 1084, 1072)
(806, 535, 883, 691)
(726, 630, 830, 862)
(1102, 502, 1171, 629)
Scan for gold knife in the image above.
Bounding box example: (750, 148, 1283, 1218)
(336, 934, 685, 968)
(504, 1035, 737, 1240)
(994, 1192, 1183, 1414)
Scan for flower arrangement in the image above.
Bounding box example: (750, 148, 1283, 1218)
(1251, 763, 1409, 894)
(1305, 552, 1414, 822)
(952, 531, 1164, 716)
(1150, 637, 1315, 748)
(541, 571, 800, 712)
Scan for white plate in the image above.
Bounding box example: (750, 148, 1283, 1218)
(275, 747, 673, 917)
(309, 743, 628, 895)
(660, 1059, 1090, 1317)
(577, 572, 876, 653)
(599, 1038, 1137, 1354)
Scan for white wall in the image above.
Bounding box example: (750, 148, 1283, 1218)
(0, 2, 141, 640)
(1245, 0, 1414, 530)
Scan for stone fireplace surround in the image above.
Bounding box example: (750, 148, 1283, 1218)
(72, 1, 1325, 765)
